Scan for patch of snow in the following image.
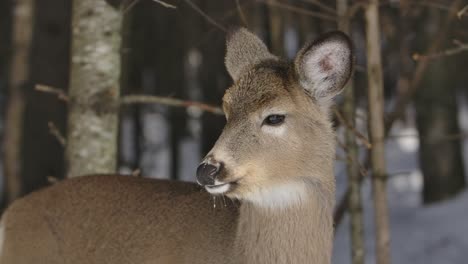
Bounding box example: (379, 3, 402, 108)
(333, 103, 468, 264)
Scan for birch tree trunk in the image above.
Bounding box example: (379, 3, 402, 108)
(3, 0, 35, 202)
(365, 1, 391, 263)
(337, 1, 365, 263)
(66, 0, 122, 177)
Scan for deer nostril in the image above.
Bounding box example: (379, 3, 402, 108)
(196, 163, 219, 186)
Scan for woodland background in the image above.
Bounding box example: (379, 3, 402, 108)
(0, 0, 467, 263)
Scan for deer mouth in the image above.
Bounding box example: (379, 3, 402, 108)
(205, 180, 238, 194)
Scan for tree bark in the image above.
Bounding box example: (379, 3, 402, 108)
(337, 1, 365, 263)
(3, 0, 35, 202)
(267, 0, 285, 57)
(365, 1, 391, 264)
(414, 6, 466, 203)
(66, 0, 122, 177)
(200, 0, 230, 155)
(21, 0, 70, 195)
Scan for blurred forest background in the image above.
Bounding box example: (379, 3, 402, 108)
(0, 0, 467, 263)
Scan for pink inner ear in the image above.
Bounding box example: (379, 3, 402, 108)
(319, 54, 334, 73)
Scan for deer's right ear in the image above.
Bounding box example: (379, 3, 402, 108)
(225, 28, 276, 81)
(294, 31, 353, 103)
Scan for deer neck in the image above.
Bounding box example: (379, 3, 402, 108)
(233, 179, 335, 264)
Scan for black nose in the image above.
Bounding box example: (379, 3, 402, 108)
(196, 162, 220, 186)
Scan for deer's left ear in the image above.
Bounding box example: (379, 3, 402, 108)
(294, 31, 353, 102)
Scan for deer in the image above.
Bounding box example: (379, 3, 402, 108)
(0, 28, 353, 264)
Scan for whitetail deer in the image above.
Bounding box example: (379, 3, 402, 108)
(0, 28, 353, 264)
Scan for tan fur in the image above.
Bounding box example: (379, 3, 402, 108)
(0, 28, 353, 264)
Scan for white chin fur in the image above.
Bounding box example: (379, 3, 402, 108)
(205, 183, 231, 194)
(245, 182, 309, 210)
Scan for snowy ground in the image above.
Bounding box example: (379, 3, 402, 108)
(333, 102, 468, 264)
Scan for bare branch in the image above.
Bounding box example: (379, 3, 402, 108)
(412, 40, 468, 61)
(260, 0, 337, 22)
(48, 122, 66, 146)
(384, 0, 464, 132)
(35, 84, 224, 115)
(299, 0, 336, 14)
(184, 0, 227, 32)
(35, 84, 69, 101)
(47, 176, 60, 184)
(131, 168, 142, 177)
(121, 94, 224, 115)
(334, 109, 372, 149)
(122, 0, 141, 13)
(458, 4, 468, 18)
(152, 0, 177, 9)
(235, 0, 249, 27)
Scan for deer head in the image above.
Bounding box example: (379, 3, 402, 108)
(196, 28, 353, 209)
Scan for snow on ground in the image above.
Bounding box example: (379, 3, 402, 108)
(333, 103, 468, 264)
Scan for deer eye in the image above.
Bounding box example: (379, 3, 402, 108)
(263, 114, 285, 126)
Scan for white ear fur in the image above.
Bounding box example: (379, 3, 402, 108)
(225, 28, 277, 81)
(295, 31, 353, 103)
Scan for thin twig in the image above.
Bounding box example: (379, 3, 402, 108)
(132, 168, 142, 177)
(413, 40, 468, 61)
(458, 4, 468, 18)
(122, 0, 141, 13)
(235, 0, 249, 27)
(299, 0, 336, 14)
(384, 0, 464, 133)
(121, 94, 224, 115)
(260, 0, 337, 22)
(334, 0, 465, 234)
(48, 122, 66, 146)
(152, 0, 177, 9)
(35, 84, 69, 101)
(47, 176, 60, 184)
(334, 109, 372, 149)
(35, 84, 224, 115)
(184, 0, 227, 32)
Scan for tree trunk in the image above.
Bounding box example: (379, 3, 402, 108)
(21, 0, 71, 195)
(414, 5, 466, 203)
(200, 0, 230, 155)
(0, 0, 13, 208)
(267, 0, 285, 57)
(3, 0, 35, 202)
(337, 1, 365, 263)
(415, 59, 466, 203)
(66, 0, 122, 177)
(365, 1, 391, 264)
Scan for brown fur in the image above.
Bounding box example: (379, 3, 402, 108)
(0, 28, 353, 264)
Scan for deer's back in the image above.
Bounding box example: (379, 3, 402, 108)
(0, 175, 239, 264)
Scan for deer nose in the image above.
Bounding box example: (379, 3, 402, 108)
(196, 162, 221, 186)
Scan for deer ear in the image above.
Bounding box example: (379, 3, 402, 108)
(225, 28, 276, 81)
(294, 31, 353, 102)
